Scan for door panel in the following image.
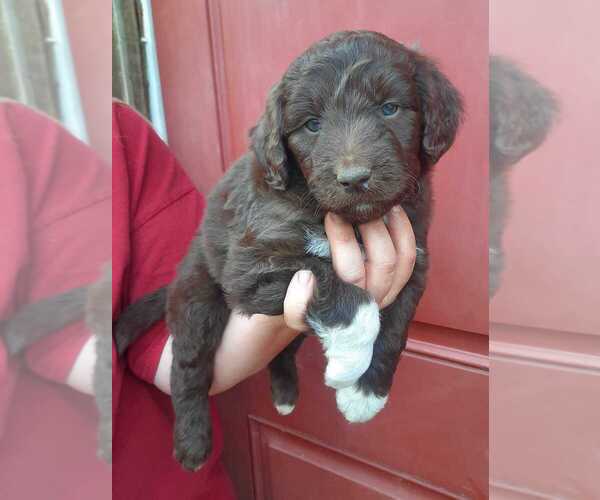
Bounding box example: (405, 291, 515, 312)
(248, 418, 451, 500)
(217, 332, 488, 499)
(151, 0, 225, 195)
(490, 1, 600, 498)
(490, 0, 600, 336)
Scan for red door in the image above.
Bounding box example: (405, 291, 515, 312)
(490, 1, 600, 498)
(153, 1, 489, 498)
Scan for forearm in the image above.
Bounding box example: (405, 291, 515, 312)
(154, 313, 301, 396)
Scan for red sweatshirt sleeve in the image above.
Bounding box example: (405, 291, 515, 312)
(0, 102, 29, 436)
(111, 101, 204, 384)
(0, 100, 110, 384)
(112, 102, 233, 499)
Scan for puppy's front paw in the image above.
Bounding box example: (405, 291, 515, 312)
(324, 350, 373, 389)
(309, 300, 380, 389)
(173, 438, 211, 472)
(336, 385, 388, 423)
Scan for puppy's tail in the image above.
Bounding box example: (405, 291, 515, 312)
(1, 286, 88, 355)
(114, 287, 167, 356)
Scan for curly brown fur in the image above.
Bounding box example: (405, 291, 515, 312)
(115, 31, 463, 471)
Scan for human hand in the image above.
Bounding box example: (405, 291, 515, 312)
(324, 205, 417, 310)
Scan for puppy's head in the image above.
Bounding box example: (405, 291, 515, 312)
(490, 56, 558, 171)
(251, 31, 463, 223)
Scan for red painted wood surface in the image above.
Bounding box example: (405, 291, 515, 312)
(153, 1, 489, 498)
(151, 0, 225, 195)
(490, 1, 600, 337)
(490, 1, 600, 498)
(218, 331, 488, 499)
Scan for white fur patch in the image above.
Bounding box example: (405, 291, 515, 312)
(336, 385, 388, 423)
(304, 230, 331, 258)
(304, 228, 367, 261)
(275, 403, 295, 416)
(309, 300, 380, 389)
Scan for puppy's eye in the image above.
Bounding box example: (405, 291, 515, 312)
(305, 118, 321, 133)
(381, 103, 400, 117)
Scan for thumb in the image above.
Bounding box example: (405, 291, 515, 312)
(283, 270, 315, 331)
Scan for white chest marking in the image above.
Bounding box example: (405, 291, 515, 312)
(304, 230, 331, 258)
(304, 229, 369, 260)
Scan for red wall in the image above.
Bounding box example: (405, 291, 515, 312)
(490, 1, 600, 498)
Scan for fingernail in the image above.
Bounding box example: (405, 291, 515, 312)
(296, 270, 313, 285)
(391, 205, 402, 213)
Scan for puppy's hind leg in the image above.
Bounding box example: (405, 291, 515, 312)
(269, 334, 305, 415)
(168, 261, 229, 472)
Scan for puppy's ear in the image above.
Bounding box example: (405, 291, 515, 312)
(490, 56, 558, 169)
(414, 56, 464, 169)
(250, 82, 289, 190)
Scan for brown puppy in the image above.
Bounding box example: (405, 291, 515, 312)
(116, 30, 463, 471)
(489, 56, 558, 296)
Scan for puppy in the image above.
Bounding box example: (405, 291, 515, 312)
(116, 30, 463, 471)
(489, 56, 558, 296)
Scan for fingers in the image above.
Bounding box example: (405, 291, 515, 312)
(324, 208, 416, 308)
(283, 270, 315, 331)
(380, 206, 417, 309)
(325, 213, 366, 288)
(286, 208, 412, 331)
(358, 219, 396, 305)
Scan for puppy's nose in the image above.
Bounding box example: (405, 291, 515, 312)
(337, 167, 371, 189)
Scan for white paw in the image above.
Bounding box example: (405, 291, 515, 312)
(275, 403, 295, 415)
(324, 350, 373, 389)
(336, 385, 388, 423)
(309, 301, 380, 389)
